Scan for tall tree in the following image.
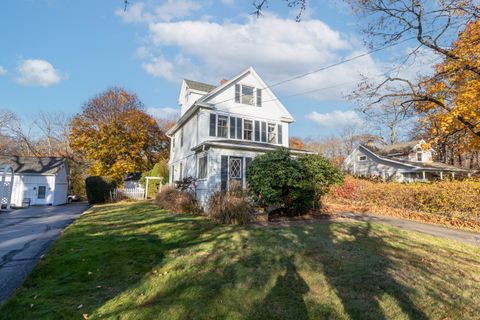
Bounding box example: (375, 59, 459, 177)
(69, 87, 169, 182)
(418, 19, 480, 151)
(348, 0, 479, 149)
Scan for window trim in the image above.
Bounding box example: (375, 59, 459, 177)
(217, 115, 229, 138)
(417, 152, 423, 162)
(197, 153, 208, 180)
(267, 123, 277, 144)
(241, 85, 255, 105)
(244, 119, 253, 140)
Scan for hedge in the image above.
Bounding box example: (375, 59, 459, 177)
(85, 176, 117, 204)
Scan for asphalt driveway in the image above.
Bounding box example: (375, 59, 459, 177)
(0, 203, 89, 305)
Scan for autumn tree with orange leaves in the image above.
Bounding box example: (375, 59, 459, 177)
(418, 19, 480, 153)
(69, 87, 169, 182)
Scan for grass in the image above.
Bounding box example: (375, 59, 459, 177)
(1, 202, 479, 319)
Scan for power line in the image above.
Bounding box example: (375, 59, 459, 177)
(211, 34, 420, 106)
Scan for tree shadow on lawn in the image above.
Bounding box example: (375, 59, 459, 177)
(92, 225, 317, 320)
(89, 217, 442, 320)
(288, 222, 432, 320)
(0, 203, 229, 319)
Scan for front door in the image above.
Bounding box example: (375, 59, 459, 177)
(35, 185, 48, 205)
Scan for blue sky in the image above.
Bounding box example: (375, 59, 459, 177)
(0, 0, 428, 139)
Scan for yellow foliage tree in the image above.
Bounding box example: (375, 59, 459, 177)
(69, 87, 169, 182)
(418, 19, 480, 152)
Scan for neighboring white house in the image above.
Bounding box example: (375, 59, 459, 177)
(167, 67, 310, 205)
(343, 140, 470, 182)
(0, 156, 69, 207)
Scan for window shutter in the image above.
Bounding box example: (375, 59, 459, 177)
(245, 157, 252, 180)
(230, 117, 236, 139)
(221, 155, 228, 192)
(261, 122, 267, 142)
(278, 124, 283, 144)
(256, 89, 262, 107)
(235, 84, 241, 103)
(209, 114, 216, 136)
(236, 118, 242, 139)
(254, 121, 260, 141)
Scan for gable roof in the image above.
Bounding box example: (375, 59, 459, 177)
(168, 66, 294, 136)
(198, 66, 294, 122)
(0, 156, 66, 175)
(357, 145, 469, 172)
(184, 79, 216, 93)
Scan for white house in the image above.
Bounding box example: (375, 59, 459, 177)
(0, 156, 69, 207)
(167, 67, 309, 205)
(343, 140, 471, 182)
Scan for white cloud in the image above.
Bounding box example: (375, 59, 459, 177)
(147, 107, 180, 118)
(0, 66, 7, 76)
(116, 0, 201, 23)
(306, 110, 363, 128)
(220, 0, 235, 5)
(134, 15, 382, 101)
(16, 59, 64, 87)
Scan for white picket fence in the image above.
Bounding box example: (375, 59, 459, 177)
(110, 187, 145, 202)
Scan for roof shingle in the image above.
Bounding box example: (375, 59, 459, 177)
(0, 156, 66, 174)
(184, 79, 216, 93)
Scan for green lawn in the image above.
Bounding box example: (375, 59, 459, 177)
(1, 202, 479, 320)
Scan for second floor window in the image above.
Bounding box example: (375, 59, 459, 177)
(217, 115, 228, 138)
(268, 123, 276, 143)
(244, 120, 253, 140)
(417, 152, 422, 161)
(180, 128, 184, 147)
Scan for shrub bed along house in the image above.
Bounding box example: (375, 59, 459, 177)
(325, 176, 480, 230)
(155, 186, 201, 214)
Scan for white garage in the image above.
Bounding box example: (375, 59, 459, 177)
(0, 156, 68, 207)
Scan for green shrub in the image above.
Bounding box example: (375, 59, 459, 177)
(85, 176, 117, 204)
(155, 187, 202, 214)
(207, 184, 256, 225)
(140, 159, 169, 198)
(247, 148, 315, 215)
(299, 154, 344, 207)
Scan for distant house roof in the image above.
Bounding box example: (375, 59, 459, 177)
(365, 140, 423, 157)
(358, 144, 469, 172)
(184, 79, 216, 93)
(0, 156, 66, 175)
(124, 172, 142, 182)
